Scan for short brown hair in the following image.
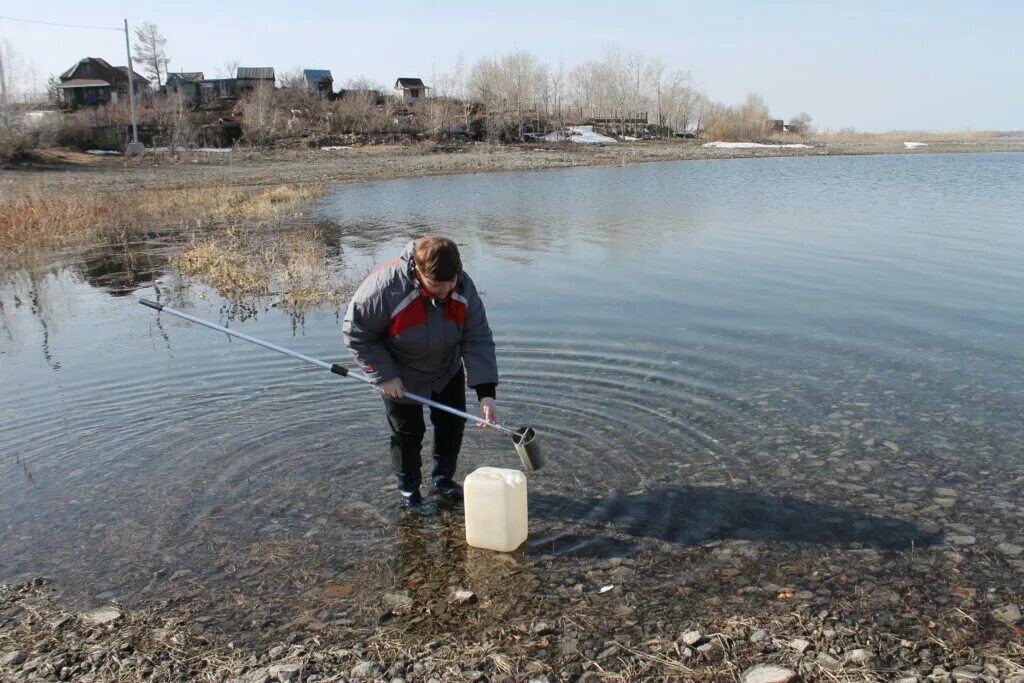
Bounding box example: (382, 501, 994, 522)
(413, 236, 462, 281)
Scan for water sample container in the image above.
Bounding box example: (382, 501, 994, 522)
(464, 467, 528, 552)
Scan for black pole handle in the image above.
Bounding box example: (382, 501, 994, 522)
(139, 298, 164, 311)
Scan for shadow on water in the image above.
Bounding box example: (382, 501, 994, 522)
(530, 486, 941, 557)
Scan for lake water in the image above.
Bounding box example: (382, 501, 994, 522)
(1, 152, 1022, 642)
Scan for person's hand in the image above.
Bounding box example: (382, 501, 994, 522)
(477, 397, 497, 427)
(377, 377, 405, 399)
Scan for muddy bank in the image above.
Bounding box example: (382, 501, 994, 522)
(3, 138, 1023, 200)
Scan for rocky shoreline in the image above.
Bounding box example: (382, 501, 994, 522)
(3, 541, 1021, 683)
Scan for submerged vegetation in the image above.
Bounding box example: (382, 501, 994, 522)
(0, 183, 337, 308)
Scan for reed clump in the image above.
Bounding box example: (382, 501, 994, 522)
(0, 183, 325, 266)
(174, 226, 344, 309)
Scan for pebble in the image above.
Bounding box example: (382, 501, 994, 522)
(681, 630, 703, 646)
(991, 604, 1021, 625)
(228, 672, 270, 683)
(788, 638, 812, 653)
(268, 663, 302, 683)
(350, 661, 383, 678)
(1, 651, 26, 667)
(81, 607, 122, 626)
(740, 664, 798, 683)
(846, 648, 875, 665)
(948, 536, 976, 546)
(749, 629, 768, 643)
(997, 543, 1023, 556)
(951, 666, 983, 681)
(531, 620, 555, 635)
(558, 637, 579, 656)
(382, 592, 413, 610)
(816, 653, 841, 670)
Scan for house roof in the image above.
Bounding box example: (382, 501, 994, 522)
(60, 57, 115, 80)
(116, 67, 151, 84)
(168, 72, 204, 81)
(56, 79, 112, 89)
(303, 69, 333, 83)
(237, 67, 275, 80)
(395, 77, 426, 89)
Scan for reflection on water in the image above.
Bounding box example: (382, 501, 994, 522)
(1, 153, 1023, 641)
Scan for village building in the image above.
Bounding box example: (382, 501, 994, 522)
(236, 67, 276, 95)
(57, 57, 150, 109)
(165, 72, 204, 101)
(393, 77, 429, 105)
(303, 70, 334, 98)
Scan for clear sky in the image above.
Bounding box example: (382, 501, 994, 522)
(3, 0, 1021, 132)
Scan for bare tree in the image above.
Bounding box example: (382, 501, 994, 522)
(470, 51, 546, 141)
(240, 84, 281, 146)
(132, 22, 170, 85)
(219, 60, 241, 78)
(787, 112, 813, 135)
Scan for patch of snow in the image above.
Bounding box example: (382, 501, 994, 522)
(543, 125, 617, 144)
(321, 146, 353, 151)
(86, 149, 121, 155)
(621, 135, 639, 141)
(904, 142, 928, 149)
(703, 141, 811, 149)
(151, 146, 233, 153)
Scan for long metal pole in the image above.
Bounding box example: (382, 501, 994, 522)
(139, 299, 516, 435)
(123, 19, 139, 145)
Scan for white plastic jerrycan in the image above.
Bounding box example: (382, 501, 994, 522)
(464, 467, 528, 552)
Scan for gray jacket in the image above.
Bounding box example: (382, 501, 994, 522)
(342, 240, 498, 402)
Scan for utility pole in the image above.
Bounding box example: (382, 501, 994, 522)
(123, 18, 144, 155)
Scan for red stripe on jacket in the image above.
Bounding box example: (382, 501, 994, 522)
(385, 295, 467, 337)
(387, 297, 426, 337)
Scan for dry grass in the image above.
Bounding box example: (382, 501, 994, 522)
(0, 183, 324, 267)
(814, 129, 1003, 143)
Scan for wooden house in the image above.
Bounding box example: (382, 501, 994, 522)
(393, 77, 429, 105)
(236, 67, 275, 94)
(165, 72, 204, 101)
(303, 69, 334, 98)
(57, 57, 150, 109)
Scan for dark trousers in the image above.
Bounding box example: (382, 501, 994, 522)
(383, 368, 466, 492)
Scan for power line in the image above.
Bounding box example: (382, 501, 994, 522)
(0, 15, 121, 32)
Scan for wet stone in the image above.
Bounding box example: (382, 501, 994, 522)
(948, 536, 976, 546)
(997, 543, 1023, 556)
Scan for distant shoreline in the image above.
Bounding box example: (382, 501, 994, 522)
(3, 138, 1023, 200)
